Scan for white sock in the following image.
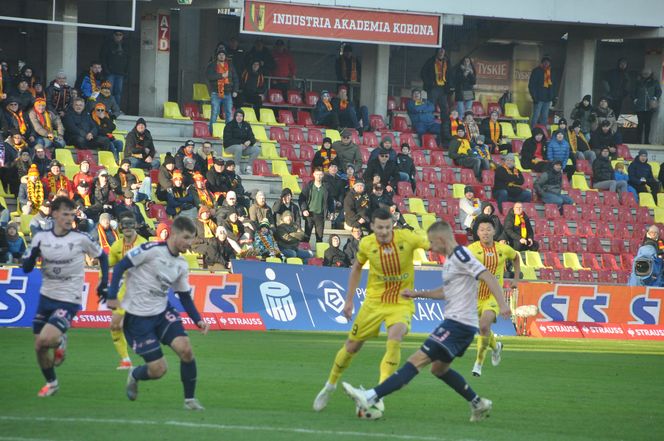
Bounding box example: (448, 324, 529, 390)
(325, 381, 336, 390)
(366, 389, 377, 404)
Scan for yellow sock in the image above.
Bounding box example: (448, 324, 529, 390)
(476, 335, 490, 366)
(327, 346, 355, 385)
(111, 329, 129, 360)
(488, 331, 497, 350)
(379, 340, 402, 383)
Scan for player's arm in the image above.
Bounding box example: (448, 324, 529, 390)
(21, 241, 41, 273)
(106, 255, 134, 309)
(478, 270, 511, 318)
(96, 251, 110, 301)
(177, 290, 208, 335)
(343, 260, 363, 320)
(402, 286, 445, 300)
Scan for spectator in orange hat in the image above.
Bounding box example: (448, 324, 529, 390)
(29, 97, 65, 150)
(191, 172, 215, 210)
(94, 80, 123, 119)
(18, 164, 45, 215)
(91, 102, 122, 161)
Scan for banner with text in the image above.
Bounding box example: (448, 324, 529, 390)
(241, 1, 442, 47)
(235, 260, 517, 335)
(0, 268, 245, 329)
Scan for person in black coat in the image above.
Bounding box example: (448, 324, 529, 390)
(123, 117, 159, 169)
(323, 234, 350, 268)
(240, 60, 267, 116)
(420, 46, 451, 117)
(628, 149, 660, 198)
(273, 187, 302, 227)
(206, 157, 230, 199)
(503, 202, 539, 251)
(323, 163, 346, 229)
(471, 201, 506, 242)
(343, 226, 363, 264)
(602, 58, 629, 117)
(63, 98, 111, 151)
(364, 148, 400, 193)
(453, 57, 476, 115)
(396, 143, 417, 192)
(343, 181, 370, 231)
(100, 30, 130, 104)
(493, 154, 531, 213)
(222, 109, 260, 174)
(520, 127, 549, 172)
(528, 56, 556, 127)
(590, 120, 619, 159)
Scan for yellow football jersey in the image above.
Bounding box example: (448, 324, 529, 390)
(109, 235, 148, 266)
(356, 229, 430, 304)
(468, 241, 517, 301)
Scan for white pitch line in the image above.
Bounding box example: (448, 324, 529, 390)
(0, 415, 481, 441)
(0, 437, 64, 441)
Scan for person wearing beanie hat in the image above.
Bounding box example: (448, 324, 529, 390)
(175, 139, 202, 173)
(493, 153, 532, 213)
(28, 96, 65, 150)
(471, 133, 496, 173)
(18, 164, 46, 215)
(222, 108, 260, 175)
(450, 124, 483, 181)
(396, 142, 417, 193)
(595, 96, 617, 134)
(206, 46, 239, 129)
(274, 208, 312, 261)
(72, 158, 94, 189)
(592, 145, 628, 194)
(368, 135, 397, 163)
(166, 169, 196, 218)
(335, 42, 360, 85)
(42, 158, 73, 199)
(4, 95, 33, 143)
(459, 185, 481, 229)
(407, 88, 441, 141)
(570, 94, 596, 137)
(89, 101, 122, 162)
(240, 59, 267, 118)
(253, 216, 281, 260)
(155, 222, 170, 242)
(567, 119, 595, 164)
(273, 187, 301, 227)
(590, 117, 619, 159)
(546, 129, 574, 180)
(191, 171, 215, 210)
(420, 46, 450, 117)
(528, 55, 555, 127)
(628, 149, 660, 198)
(2, 221, 26, 263)
(331, 128, 362, 173)
(94, 76, 123, 119)
(314, 88, 340, 129)
(312, 137, 339, 173)
(534, 160, 574, 212)
(332, 86, 370, 135)
(123, 116, 159, 171)
(480, 109, 511, 154)
(205, 156, 228, 200)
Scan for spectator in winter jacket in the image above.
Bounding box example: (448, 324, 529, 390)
(166, 170, 196, 218)
(480, 110, 511, 154)
(299, 169, 328, 242)
(206, 48, 239, 128)
(93, 81, 123, 119)
(628, 149, 660, 198)
(454, 57, 476, 115)
(369, 136, 397, 163)
(570, 94, 596, 137)
(364, 148, 400, 192)
(343, 226, 362, 264)
(45, 71, 72, 117)
(90, 102, 121, 161)
(343, 181, 370, 231)
(503, 202, 539, 251)
(335, 43, 360, 85)
(323, 163, 346, 228)
(602, 58, 629, 117)
(323, 234, 350, 267)
(590, 120, 619, 159)
(63, 98, 104, 150)
(275, 210, 313, 261)
(449, 125, 483, 181)
(273, 187, 301, 228)
(206, 157, 229, 200)
(396, 143, 417, 192)
(3, 222, 25, 263)
(156, 153, 176, 201)
(197, 141, 216, 174)
(245, 38, 275, 74)
(249, 190, 274, 229)
(123, 117, 159, 170)
(99, 31, 130, 104)
(312, 137, 339, 173)
(270, 39, 296, 96)
(28, 98, 65, 150)
(175, 140, 203, 172)
(459, 185, 481, 230)
(333, 86, 369, 134)
(593, 146, 627, 193)
(14, 79, 35, 112)
(313, 90, 339, 129)
(42, 159, 73, 199)
(528, 56, 556, 126)
(368, 183, 393, 219)
(420, 46, 451, 117)
(222, 109, 260, 175)
(471, 135, 496, 172)
(595, 97, 618, 134)
(240, 60, 267, 116)
(77, 61, 104, 102)
(332, 128, 362, 172)
(493, 154, 531, 213)
(615, 162, 638, 201)
(440, 109, 463, 147)
(191, 172, 215, 210)
(632, 68, 662, 144)
(534, 161, 574, 210)
(253, 219, 281, 260)
(3, 98, 34, 144)
(31, 144, 50, 177)
(568, 120, 596, 163)
(547, 130, 574, 180)
(407, 89, 441, 140)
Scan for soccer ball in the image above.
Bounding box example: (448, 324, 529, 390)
(355, 399, 385, 420)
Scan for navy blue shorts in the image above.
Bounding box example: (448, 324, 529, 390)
(123, 305, 188, 363)
(32, 295, 81, 335)
(420, 319, 478, 363)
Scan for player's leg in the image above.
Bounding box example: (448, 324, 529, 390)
(110, 311, 132, 369)
(473, 308, 497, 376)
(169, 335, 204, 410)
(123, 312, 167, 401)
(430, 360, 492, 421)
(379, 305, 413, 382)
(34, 323, 63, 397)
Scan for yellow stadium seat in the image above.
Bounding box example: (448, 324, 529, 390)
(499, 122, 517, 139)
(259, 108, 284, 126)
(241, 107, 259, 123)
(202, 104, 212, 120)
(521, 266, 537, 281)
(655, 207, 664, 223)
(55, 148, 76, 166)
(326, 129, 341, 143)
(513, 156, 526, 172)
(183, 253, 200, 269)
(20, 214, 33, 237)
(193, 83, 211, 102)
(63, 167, 77, 181)
(525, 251, 549, 269)
(271, 160, 291, 177)
(316, 242, 329, 258)
(114, 133, 125, 145)
(159, 153, 166, 164)
(98, 151, 119, 174)
(130, 168, 146, 182)
(650, 162, 660, 178)
(266, 257, 282, 263)
(286, 257, 303, 265)
(571, 175, 594, 192)
(0, 181, 14, 197)
(515, 123, 532, 140)
(402, 213, 421, 230)
(639, 192, 657, 209)
(504, 103, 528, 121)
(563, 252, 588, 271)
(549, 124, 559, 132)
(163, 102, 190, 120)
(251, 125, 270, 142)
(408, 198, 428, 215)
(421, 213, 437, 232)
(212, 122, 225, 138)
(281, 175, 302, 194)
(452, 183, 466, 198)
(259, 142, 280, 160)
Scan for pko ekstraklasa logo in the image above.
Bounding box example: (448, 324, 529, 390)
(316, 280, 351, 324)
(260, 268, 296, 322)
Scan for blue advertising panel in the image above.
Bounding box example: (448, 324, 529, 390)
(234, 260, 517, 336)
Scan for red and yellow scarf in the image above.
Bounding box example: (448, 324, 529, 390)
(319, 147, 337, 172)
(200, 218, 217, 238)
(46, 173, 68, 195)
(27, 179, 44, 213)
(322, 99, 332, 111)
(89, 69, 99, 95)
(10, 111, 28, 135)
(514, 213, 528, 238)
(489, 121, 501, 144)
(34, 105, 53, 131)
(567, 129, 587, 153)
(339, 99, 348, 111)
(216, 62, 230, 97)
(242, 70, 264, 88)
(197, 187, 214, 208)
(543, 66, 552, 88)
(97, 224, 118, 254)
(435, 59, 447, 86)
(340, 56, 358, 82)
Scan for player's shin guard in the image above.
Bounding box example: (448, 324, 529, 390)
(374, 361, 419, 399)
(475, 335, 490, 366)
(437, 369, 477, 402)
(180, 359, 197, 399)
(327, 346, 356, 386)
(111, 329, 130, 360)
(379, 340, 401, 383)
(132, 365, 151, 381)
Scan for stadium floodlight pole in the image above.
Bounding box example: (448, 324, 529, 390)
(0, 0, 137, 31)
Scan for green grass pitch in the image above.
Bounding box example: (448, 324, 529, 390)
(0, 329, 662, 441)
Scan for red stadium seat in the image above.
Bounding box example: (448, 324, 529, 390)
(287, 90, 303, 106)
(531, 217, 549, 235)
(511, 139, 524, 154)
(307, 257, 323, 266)
(279, 143, 298, 161)
(616, 271, 630, 284)
(621, 253, 634, 271)
(548, 236, 565, 253)
(297, 111, 315, 126)
(617, 144, 633, 160)
(370, 114, 387, 131)
(415, 185, 432, 199)
(562, 205, 578, 221)
(472, 101, 486, 119)
(183, 102, 201, 120)
(381, 132, 397, 146)
(620, 192, 638, 207)
(362, 131, 379, 148)
(603, 191, 620, 207)
(270, 126, 287, 143)
(149, 203, 168, 221)
(481, 170, 495, 186)
(567, 236, 582, 253)
(543, 252, 564, 270)
(305, 91, 319, 107)
(387, 96, 397, 111)
(460, 168, 476, 184)
(399, 132, 419, 148)
(392, 115, 411, 133)
(582, 253, 602, 271)
(614, 223, 631, 240)
(193, 121, 215, 139)
(566, 188, 583, 205)
(253, 159, 276, 177)
(439, 168, 455, 183)
(636, 206, 653, 223)
(290, 161, 309, 177)
(534, 124, 550, 139)
(421, 166, 439, 183)
(149, 169, 159, 183)
(578, 270, 594, 283)
(399, 97, 410, 111)
(307, 128, 323, 144)
(411, 150, 427, 167)
(76, 149, 96, 165)
(454, 233, 469, 246)
(610, 238, 624, 255)
(629, 239, 641, 254)
(598, 270, 613, 284)
(545, 204, 561, 220)
(268, 89, 285, 105)
(601, 254, 621, 271)
(422, 134, 438, 150)
(539, 268, 555, 281)
(434, 185, 448, 199)
(278, 110, 295, 125)
(585, 191, 600, 207)
(576, 159, 592, 176)
(598, 208, 616, 223)
(289, 127, 305, 143)
(487, 102, 502, 117)
(429, 150, 447, 168)
(299, 144, 315, 162)
(397, 181, 414, 197)
(575, 220, 593, 237)
(559, 268, 575, 281)
(587, 237, 605, 254)
(522, 173, 534, 190)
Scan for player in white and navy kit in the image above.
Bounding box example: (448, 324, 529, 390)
(343, 221, 511, 422)
(106, 216, 209, 410)
(22, 197, 110, 397)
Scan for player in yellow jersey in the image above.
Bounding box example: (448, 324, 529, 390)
(467, 215, 519, 377)
(313, 208, 430, 412)
(108, 213, 147, 370)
